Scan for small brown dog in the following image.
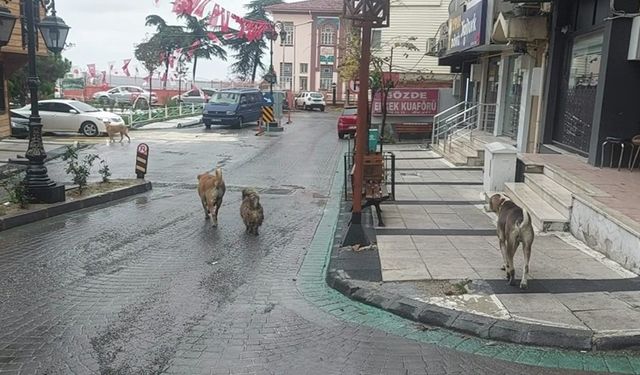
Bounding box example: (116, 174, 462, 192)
(197, 167, 226, 227)
(240, 188, 263, 235)
(106, 124, 131, 143)
(489, 193, 535, 289)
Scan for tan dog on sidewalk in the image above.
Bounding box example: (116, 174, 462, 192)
(489, 193, 535, 289)
(197, 167, 226, 227)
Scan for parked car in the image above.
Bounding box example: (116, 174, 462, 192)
(9, 113, 29, 139)
(295, 91, 325, 111)
(337, 106, 357, 139)
(202, 89, 265, 129)
(12, 100, 125, 137)
(92, 85, 157, 106)
(172, 88, 217, 104)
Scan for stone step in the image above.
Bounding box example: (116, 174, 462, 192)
(543, 164, 607, 198)
(451, 137, 485, 158)
(504, 182, 570, 232)
(432, 140, 483, 167)
(524, 173, 573, 218)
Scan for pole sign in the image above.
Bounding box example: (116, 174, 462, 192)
(372, 88, 439, 116)
(135, 143, 149, 179)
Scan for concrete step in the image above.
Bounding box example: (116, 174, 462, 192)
(432, 140, 483, 167)
(504, 182, 570, 232)
(451, 137, 485, 158)
(524, 173, 573, 218)
(543, 164, 608, 198)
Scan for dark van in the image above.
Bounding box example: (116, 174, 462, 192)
(202, 88, 264, 129)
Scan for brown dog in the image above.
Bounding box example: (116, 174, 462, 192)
(197, 167, 226, 227)
(489, 193, 535, 289)
(240, 188, 264, 235)
(106, 124, 131, 143)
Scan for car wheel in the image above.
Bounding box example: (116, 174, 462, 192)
(135, 98, 149, 110)
(80, 121, 100, 137)
(304, 104, 309, 111)
(338, 133, 345, 139)
(98, 96, 108, 105)
(233, 117, 244, 129)
(320, 106, 325, 112)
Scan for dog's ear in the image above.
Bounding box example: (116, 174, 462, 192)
(197, 174, 203, 180)
(215, 168, 223, 179)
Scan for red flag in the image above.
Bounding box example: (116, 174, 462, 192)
(87, 64, 96, 78)
(192, 0, 211, 17)
(208, 4, 220, 28)
(122, 59, 131, 77)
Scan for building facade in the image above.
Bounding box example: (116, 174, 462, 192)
(0, 2, 46, 138)
(433, 0, 550, 153)
(374, 0, 451, 79)
(266, 0, 347, 101)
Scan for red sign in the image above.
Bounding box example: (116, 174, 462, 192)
(373, 88, 439, 117)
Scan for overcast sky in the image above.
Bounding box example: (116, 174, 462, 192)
(56, 0, 254, 81)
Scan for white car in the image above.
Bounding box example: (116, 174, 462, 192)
(12, 100, 125, 137)
(171, 88, 216, 104)
(92, 85, 157, 105)
(295, 91, 326, 111)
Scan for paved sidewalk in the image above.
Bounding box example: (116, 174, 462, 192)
(330, 143, 640, 350)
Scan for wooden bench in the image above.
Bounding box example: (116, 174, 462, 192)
(350, 153, 391, 226)
(394, 123, 433, 141)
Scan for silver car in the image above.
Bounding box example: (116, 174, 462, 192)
(172, 88, 216, 104)
(93, 86, 157, 105)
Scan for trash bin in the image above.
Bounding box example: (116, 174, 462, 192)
(368, 129, 379, 152)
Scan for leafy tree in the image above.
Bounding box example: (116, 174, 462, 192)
(145, 15, 189, 89)
(7, 54, 71, 106)
(179, 14, 227, 82)
(135, 38, 163, 104)
(229, 0, 283, 82)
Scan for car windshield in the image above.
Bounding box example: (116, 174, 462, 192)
(342, 108, 357, 116)
(71, 102, 100, 113)
(310, 93, 323, 99)
(209, 92, 240, 104)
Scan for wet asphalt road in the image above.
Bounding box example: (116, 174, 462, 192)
(0, 112, 576, 374)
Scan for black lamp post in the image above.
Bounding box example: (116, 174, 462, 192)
(23, 0, 70, 203)
(265, 22, 287, 107)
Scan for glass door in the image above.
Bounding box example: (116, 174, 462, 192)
(501, 55, 524, 140)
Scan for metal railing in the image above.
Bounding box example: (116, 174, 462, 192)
(431, 102, 496, 152)
(123, 103, 205, 127)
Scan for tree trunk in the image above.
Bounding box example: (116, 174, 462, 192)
(251, 47, 260, 83)
(163, 52, 170, 90)
(192, 55, 198, 83)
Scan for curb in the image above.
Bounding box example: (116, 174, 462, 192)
(0, 180, 152, 232)
(327, 261, 640, 351)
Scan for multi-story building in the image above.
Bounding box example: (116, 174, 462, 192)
(374, 0, 451, 79)
(0, 2, 46, 138)
(266, 0, 347, 100)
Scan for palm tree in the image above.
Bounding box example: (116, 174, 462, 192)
(179, 14, 227, 82)
(145, 15, 189, 89)
(229, 0, 283, 83)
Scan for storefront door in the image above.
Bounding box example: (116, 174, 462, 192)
(553, 32, 603, 155)
(501, 55, 524, 140)
(484, 57, 500, 104)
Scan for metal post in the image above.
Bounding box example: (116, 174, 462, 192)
(23, 0, 64, 203)
(269, 37, 274, 104)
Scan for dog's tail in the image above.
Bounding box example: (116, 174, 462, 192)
(519, 208, 531, 231)
(215, 167, 223, 179)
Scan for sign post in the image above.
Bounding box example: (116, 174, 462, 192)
(135, 143, 149, 179)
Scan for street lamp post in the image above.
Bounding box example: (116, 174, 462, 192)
(2, 0, 70, 203)
(265, 22, 287, 128)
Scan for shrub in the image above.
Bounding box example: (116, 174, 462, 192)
(62, 146, 99, 193)
(98, 159, 112, 183)
(0, 176, 30, 208)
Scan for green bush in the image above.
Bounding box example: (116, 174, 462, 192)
(62, 146, 99, 194)
(0, 175, 30, 208)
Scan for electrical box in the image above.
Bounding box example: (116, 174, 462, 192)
(629, 16, 640, 60)
(483, 142, 517, 194)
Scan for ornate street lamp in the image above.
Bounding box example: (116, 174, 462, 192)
(0, 5, 17, 48)
(23, 0, 71, 203)
(342, 0, 390, 246)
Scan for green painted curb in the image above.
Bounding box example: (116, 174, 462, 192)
(297, 150, 640, 374)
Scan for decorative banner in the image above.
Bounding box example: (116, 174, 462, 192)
(87, 64, 96, 78)
(372, 88, 439, 117)
(122, 59, 131, 77)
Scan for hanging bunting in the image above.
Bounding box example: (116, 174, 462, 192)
(122, 59, 132, 77)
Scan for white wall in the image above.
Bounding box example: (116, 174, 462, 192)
(376, 0, 450, 75)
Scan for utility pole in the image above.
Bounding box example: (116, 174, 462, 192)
(342, 0, 390, 246)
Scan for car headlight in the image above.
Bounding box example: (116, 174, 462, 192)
(100, 117, 111, 123)
(226, 111, 236, 115)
